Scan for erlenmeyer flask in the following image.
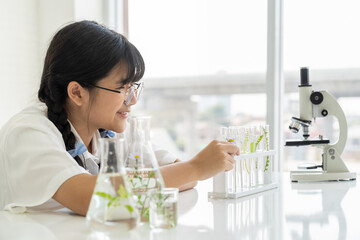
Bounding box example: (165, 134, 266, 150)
(86, 135, 139, 233)
(125, 116, 165, 222)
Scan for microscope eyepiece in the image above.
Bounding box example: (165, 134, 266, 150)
(300, 67, 311, 87)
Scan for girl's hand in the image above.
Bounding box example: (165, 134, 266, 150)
(189, 140, 240, 180)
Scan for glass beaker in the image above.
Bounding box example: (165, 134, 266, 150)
(86, 135, 139, 233)
(125, 116, 165, 222)
(149, 188, 179, 229)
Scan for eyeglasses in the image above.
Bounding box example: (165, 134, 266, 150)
(91, 82, 144, 106)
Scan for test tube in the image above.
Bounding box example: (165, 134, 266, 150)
(254, 125, 264, 152)
(234, 127, 243, 192)
(228, 126, 238, 192)
(220, 127, 228, 141)
(255, 125, 264, 185)
(262, 124, 271, 184)
(241, 126, 250, 189)
(257, 154, 265, 185)
(261, 124, 270, 151)
(249, 134, 257, 187)
(220, 127, 233, 193)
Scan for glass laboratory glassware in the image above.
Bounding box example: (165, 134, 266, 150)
(86, 135, 139, 234)
(220, 127, 228, 141)
(240, 126, 250, 189)
(262, 124, 272, 183)
(254, 125, 265, 152)
(220, 127, 234, 192)
(125, 116, 165, 222)
(235, 126, 245, 190)
(261, 124, 270, 152)
(248, 134, 257, 187)
(228, 126, 238, 192)
(250, 125, 262, 186)
(149, 188, 179, 229)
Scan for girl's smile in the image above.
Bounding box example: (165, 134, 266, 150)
(117, 110, 130, 119)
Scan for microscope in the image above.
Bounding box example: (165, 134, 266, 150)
(285, 67, 356, 182)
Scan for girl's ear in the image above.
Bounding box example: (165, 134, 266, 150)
(67, 81, 89, 106)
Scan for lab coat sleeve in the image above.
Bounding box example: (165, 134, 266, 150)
(1, 117, 88, 213)
(122, 127, 178, 166)
(152, 143, 178, 166)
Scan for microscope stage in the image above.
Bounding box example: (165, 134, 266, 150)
(285, 139, 330, 146)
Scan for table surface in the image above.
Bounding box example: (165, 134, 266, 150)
(1, 172, 359, 240)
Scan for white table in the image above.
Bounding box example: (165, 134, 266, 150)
(1, 173, 359, 240)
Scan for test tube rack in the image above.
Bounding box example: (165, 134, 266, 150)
(208, 150, 277, 199)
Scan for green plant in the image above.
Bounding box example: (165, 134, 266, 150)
(240, 131, 251, 173)
(250, 135, 263, 153)
(241, 131, 249, 154)
(152, 192, 176, 228)
(250, 135, 264, 170)
(263, 127, 270, 172)
(94, 184, 134, 223)
(128, 154, 157, 221)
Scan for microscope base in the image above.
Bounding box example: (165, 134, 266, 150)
(290, 170, 356, 182)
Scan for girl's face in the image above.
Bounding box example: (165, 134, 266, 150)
(88, 61, 136, 133)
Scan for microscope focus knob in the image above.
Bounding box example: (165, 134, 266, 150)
(321, 109, 328, 117)
(310, 91, 324, 105)
(329, 148, 335, 155)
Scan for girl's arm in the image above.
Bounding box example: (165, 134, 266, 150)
(52, 173, 97, 216)
(53, 140, 238, 216)
(160, 140, 239, 190)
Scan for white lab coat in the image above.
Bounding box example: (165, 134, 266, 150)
(0, 101, 176, 213)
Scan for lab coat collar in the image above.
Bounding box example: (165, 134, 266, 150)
(67, 121, 101, 174)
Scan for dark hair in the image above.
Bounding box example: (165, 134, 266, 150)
(38, 20, 145, 167)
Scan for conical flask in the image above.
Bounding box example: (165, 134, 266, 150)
(125, 116, 165, 222)
(86, 135, 139, 233)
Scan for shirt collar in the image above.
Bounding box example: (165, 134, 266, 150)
(67, 121, 101, 164)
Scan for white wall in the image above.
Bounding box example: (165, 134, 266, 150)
(0, 0, 110, 127)
(38, 0, 76, 63)
(0, 0, 41, 127)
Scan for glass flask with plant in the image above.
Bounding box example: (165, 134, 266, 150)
(86, 135, 139, 233)
(125, 116, 165, 222)
(149, 188, 178, 229)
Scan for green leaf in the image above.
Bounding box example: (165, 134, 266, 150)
(264, 156, 270, 172)
(242, 131, 250, 153)
(95, 191, 113, 200)
(117, 185, 128, 199)
(255, 135, 263, 150)
(143, 207, 150, 221)
(107, 197, 117, 208)
(125, 205, 134, 213)
(149, 171, 155, 178)
(250, 142, 255, 153)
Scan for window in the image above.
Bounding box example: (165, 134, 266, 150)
(124, 0, 268, 160)
(114, 0, 359, 171)
(283, 0, 360, 171)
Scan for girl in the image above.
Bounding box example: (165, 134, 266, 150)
(0, 20, 239, 216)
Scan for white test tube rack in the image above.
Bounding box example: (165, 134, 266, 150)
(208, 150, 277, 199)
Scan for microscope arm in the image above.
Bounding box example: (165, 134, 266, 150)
(310, 90, 352, 173)
(312, 90, 347, 154)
